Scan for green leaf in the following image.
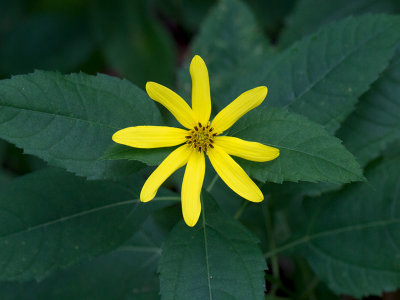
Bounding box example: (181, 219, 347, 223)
(0, 71, 163, 179)
(279, 0, 400, 48)
(229, 107, 363, 184)
(0, 217, 165, 299)
(91, 0, 176, 87)
(270, 156, 400, 297)
(159, 192, 266, 300)
(178, 0, 271, 107)
(0, 168, 178, 281)
(0, 14, 94, 75)
(225, 15, 400, 133)
(337, 46, 400, 167)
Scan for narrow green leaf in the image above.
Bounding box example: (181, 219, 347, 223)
(0, 217, 165, 299)
(229, 107, 363, 184)
(270, 156, 400, 297)
(226, 15, 400, 133)
(279, 0, 400, 47)
(337, 46, 400, 167)
(91, 0, 176, 87)
(178, 0, 271, 107)
(0, 71, 163, 179)
(159, 192, 266, 300)
(0, 168, 178, 281)
(0, 14, 94, 75)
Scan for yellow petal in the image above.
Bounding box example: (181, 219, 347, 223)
(181, 150, 205, 227)
(146, 82, 197, 129)
(214, 136, 279, 162)
(211, 86, 268, 133)
(112, 126, 188, 148)
(207, 144, 263, 202)
(190, 55, 211, 125)
(140, 145, 192, 202)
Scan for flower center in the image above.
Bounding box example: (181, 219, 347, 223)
(186, 122, 217, 152)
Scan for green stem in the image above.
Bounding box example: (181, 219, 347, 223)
(262, 199, 280, 296)
(300, 276, 319, 300)
(234, 201, 249, 220)
(206, 174, 219, 192)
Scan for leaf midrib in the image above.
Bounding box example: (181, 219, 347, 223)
(0, 196, 179, 240)
(0, 101, 120, 131)
(231, 119, 362, 180)
(265, 217, 400, 258)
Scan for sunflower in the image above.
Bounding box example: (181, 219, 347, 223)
(113, 55, 279, 226)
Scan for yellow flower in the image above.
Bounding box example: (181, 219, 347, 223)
(112, 55, 279, 227)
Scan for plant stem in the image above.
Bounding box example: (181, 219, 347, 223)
(206, 174, 219, 192)
(234, 200, 249, 220)
(300, 276, 319, 300)
(262, 199, 280, 296)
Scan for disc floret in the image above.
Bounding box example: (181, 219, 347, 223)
(186, 122, 217, 152)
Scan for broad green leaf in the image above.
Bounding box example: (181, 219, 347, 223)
(225, 15, 400, 133)
(0, 71, 163, 179)
(279, 0, 400, 48)
(337, 46, 400, 167)
(269, 156, 400, 297)
(91, 0, 176, 87)
(178, 0, 271, 107)
(0, 168, 178, 281)
(159, 192, 266, 300)
(0, 217, 165, 299)
(228, 107, 363, 184)
(0, 14, 94, 75)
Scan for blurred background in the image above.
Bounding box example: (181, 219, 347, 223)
(1, 1, 400, 299)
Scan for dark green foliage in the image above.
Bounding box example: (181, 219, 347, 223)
(0, 217, 165, 299)
(225, 15, 400, 133)
(280, 0, 400, 47)
(0, 168, 177, 281)
(1, 0, 400, 298)
(338, 46, 400, 167)
(278, 155, 400, 296)
(90, 0, 176, 88)
(0, 14, 94, 75)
